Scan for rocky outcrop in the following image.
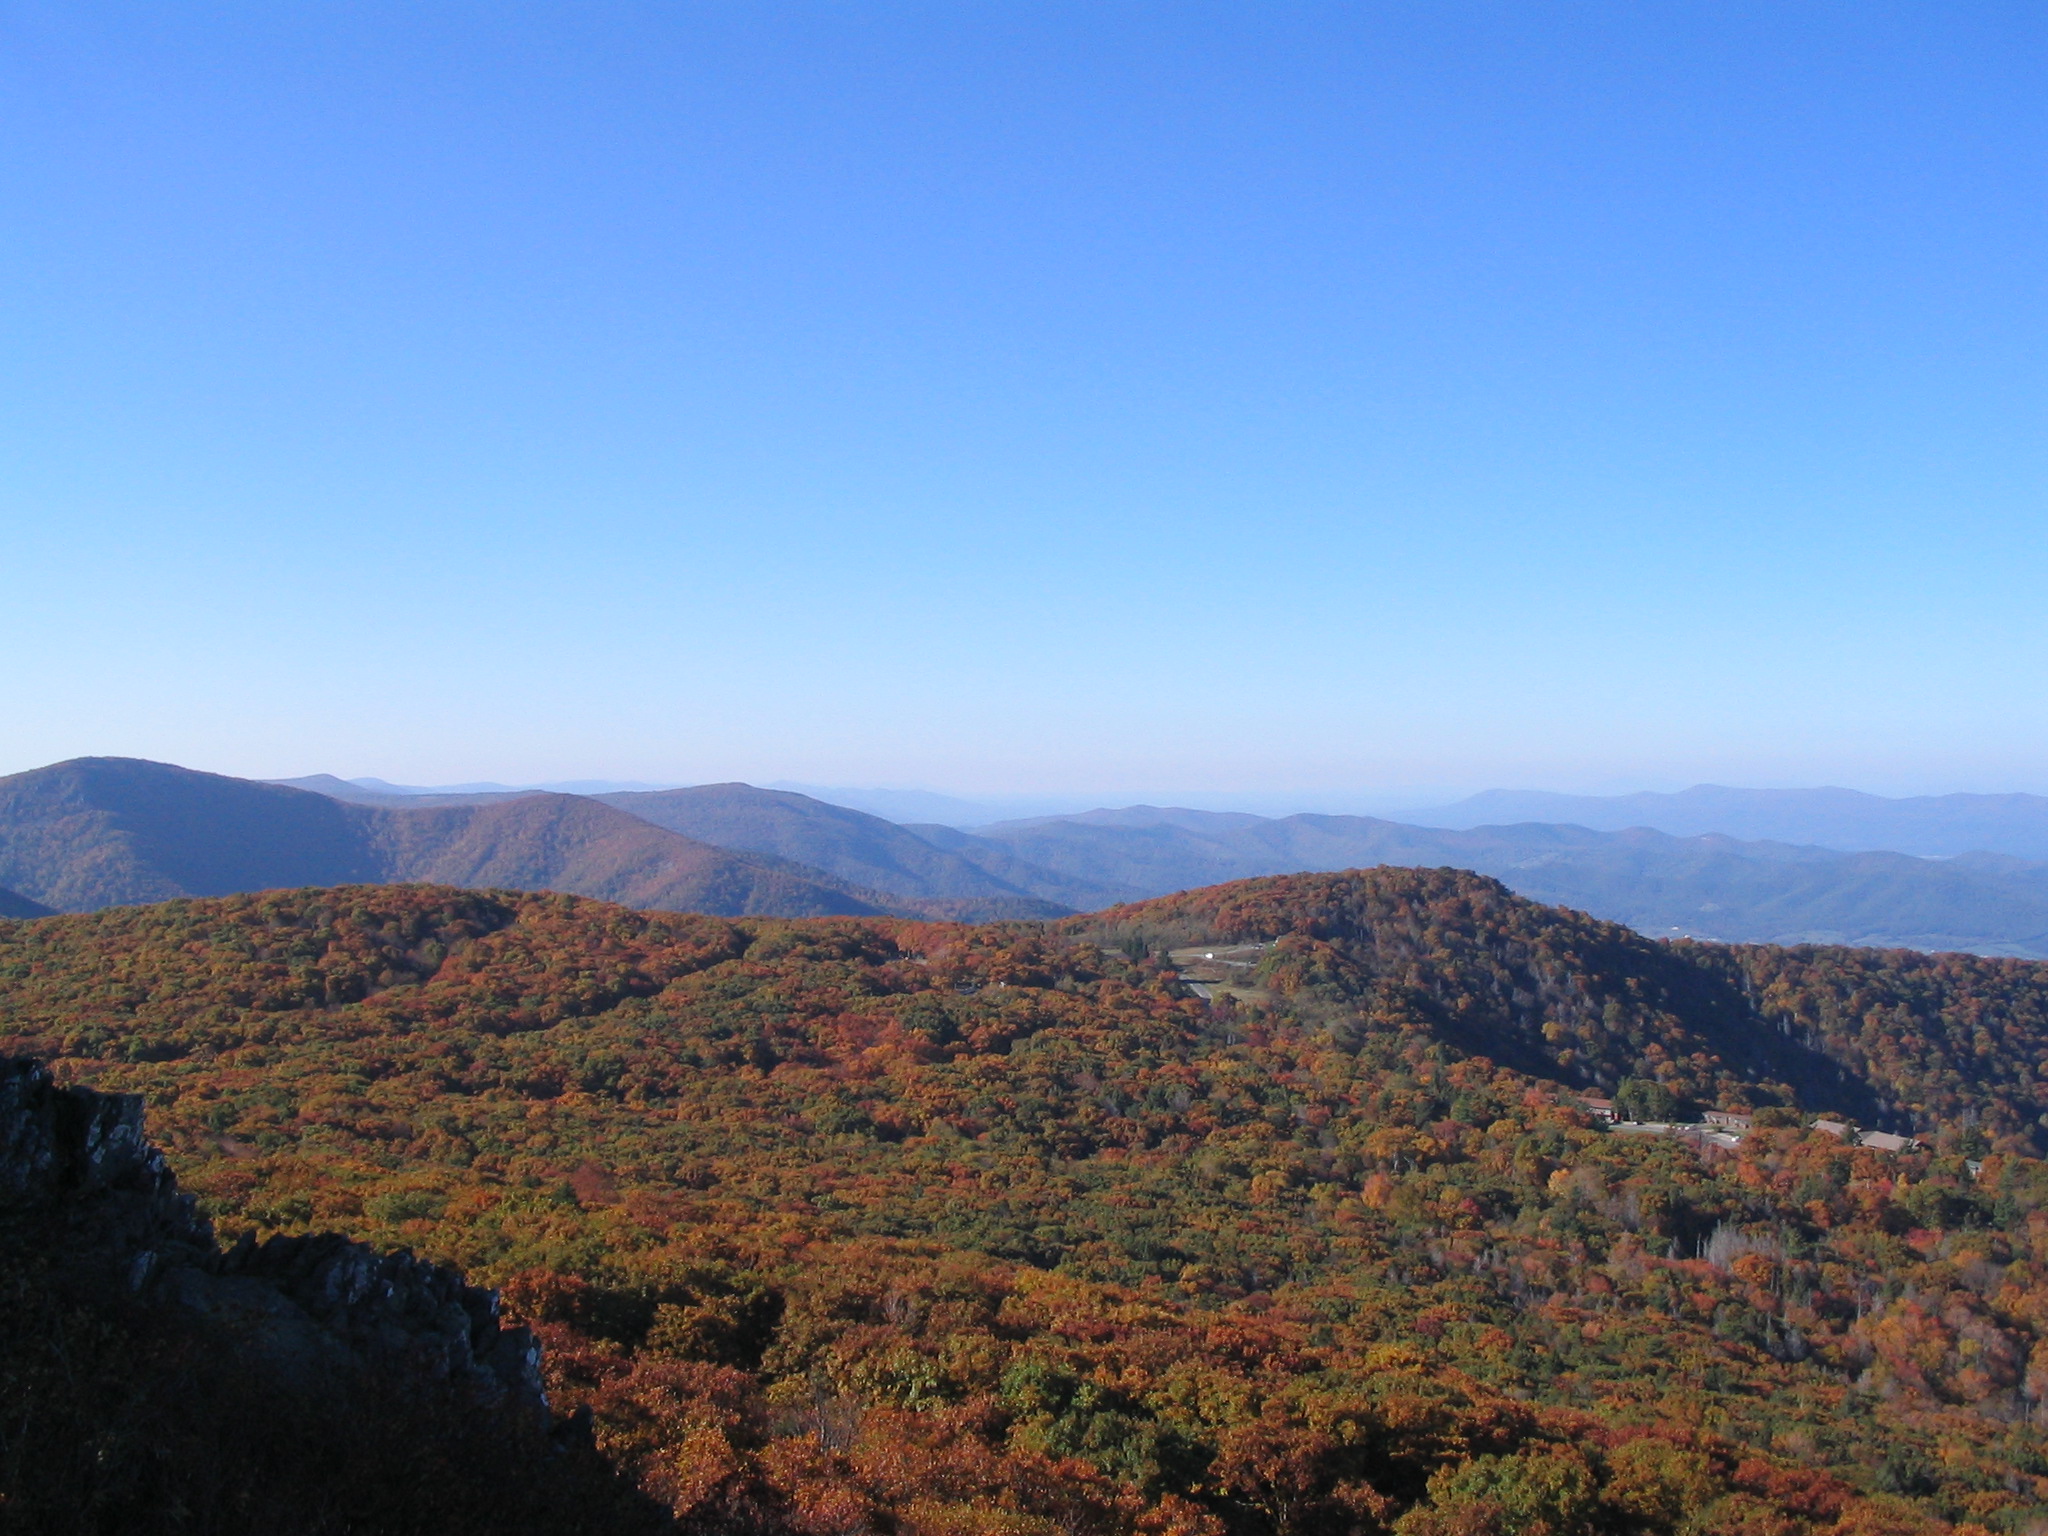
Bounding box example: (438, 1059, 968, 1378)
(0, 1057, 545, 1417)
(0, 1054, 207, 1246)
(189, 1229, 545, 1408)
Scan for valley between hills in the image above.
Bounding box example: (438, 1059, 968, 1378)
(10, 867, 2048, 1533)
(17, 763, 2048, 1532)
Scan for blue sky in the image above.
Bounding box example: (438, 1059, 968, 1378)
(4, 2, 2045, 802)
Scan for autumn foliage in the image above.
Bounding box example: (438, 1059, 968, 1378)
(7, 870, 2048, 1534)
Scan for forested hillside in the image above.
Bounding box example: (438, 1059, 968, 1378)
(1105, 874, 2048, 1146)
(0, 755, 378, 908)
(597, 783, 1072, 915)
(8, 871, 2048, 1533)
(0, 758, 945, 920)
(361, 792, 888, 917)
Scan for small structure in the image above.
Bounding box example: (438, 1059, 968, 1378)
(1167, 942, 1276, 1005)
(1575, 1095, 1618, 1123)
(1812, 1119, 1851, 1140)
(1703, 1110, 1753, 1130)
(1858, 1130, 1915, 1154)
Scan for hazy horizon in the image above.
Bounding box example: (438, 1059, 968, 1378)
(20, 751, 2048, 823)
(141, 761, 2048, 820)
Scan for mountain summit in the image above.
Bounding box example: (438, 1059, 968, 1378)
(0, 758, 889, 918)
(20, 758, 2048, 955)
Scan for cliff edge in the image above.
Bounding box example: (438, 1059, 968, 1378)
(0, 1059, 661, 1535)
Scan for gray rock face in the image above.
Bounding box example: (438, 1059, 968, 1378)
(0, 1056, 205, 1247)
(0, 1058, 546, 1417)
(203, 1228, 545, 1405)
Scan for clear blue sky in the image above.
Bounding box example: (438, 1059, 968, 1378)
(5, 2, 2045, 801)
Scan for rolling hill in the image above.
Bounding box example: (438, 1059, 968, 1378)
(364, 791, 899, 917)
(594, 783, 1072, 917)
(0, 756, 382, 909)
(9, 872, 2048, 1532)
(1409, 784, 2048, 859)
(888, 820, 1137, 909)
(0, 758, 889, 919)
(1092, 867, 2048, 1139)
(27, 758, 2048, 953)
(962, 806, 2048, 956)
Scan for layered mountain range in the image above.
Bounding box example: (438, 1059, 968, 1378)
(1406, 783, 2048, 859)
(9, 757, 2048, 956)
(931, 807, 2048, 956)
(0, 758, 1061, 923)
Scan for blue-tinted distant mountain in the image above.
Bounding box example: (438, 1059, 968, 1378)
(596, 783, 1073, 918)
(272, 774, 689, 808)
(982, 805, 1273, 835)
(351, 775, 685, 796)
(0, 888, 54, 919)
(885, 824, 1136, 911)
(1405, 785, 2048, 860)
(45, 761, 2048, 956)
(766, 783, 1114, 827)
(267, 773, 397, 803)
(266, 775, 532, 808)
(961, 805, 2048, 958)
(768, 784, 1423, 826)
(274, 772, 1068, 919)
(350, 775, 526, 794)
(3, 759, 893, 918)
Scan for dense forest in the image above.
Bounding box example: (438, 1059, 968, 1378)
(8, 869, 2048, 1534)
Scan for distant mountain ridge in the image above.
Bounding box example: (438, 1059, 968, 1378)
(266, 774, 665, 808)
(764, 782, 1015, 825)
(274, 774, 684, 797)
(902, 822, 1135, 910)
(264, 774, 533, 809)
(1409, 783, 2048, 859)
(237, 775, 2048, 956)
(0, 759, 900, 919)
(957, 805, 2048, 958)
(594, 784, 1070, 917)
(22, 758, 2048, 957)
